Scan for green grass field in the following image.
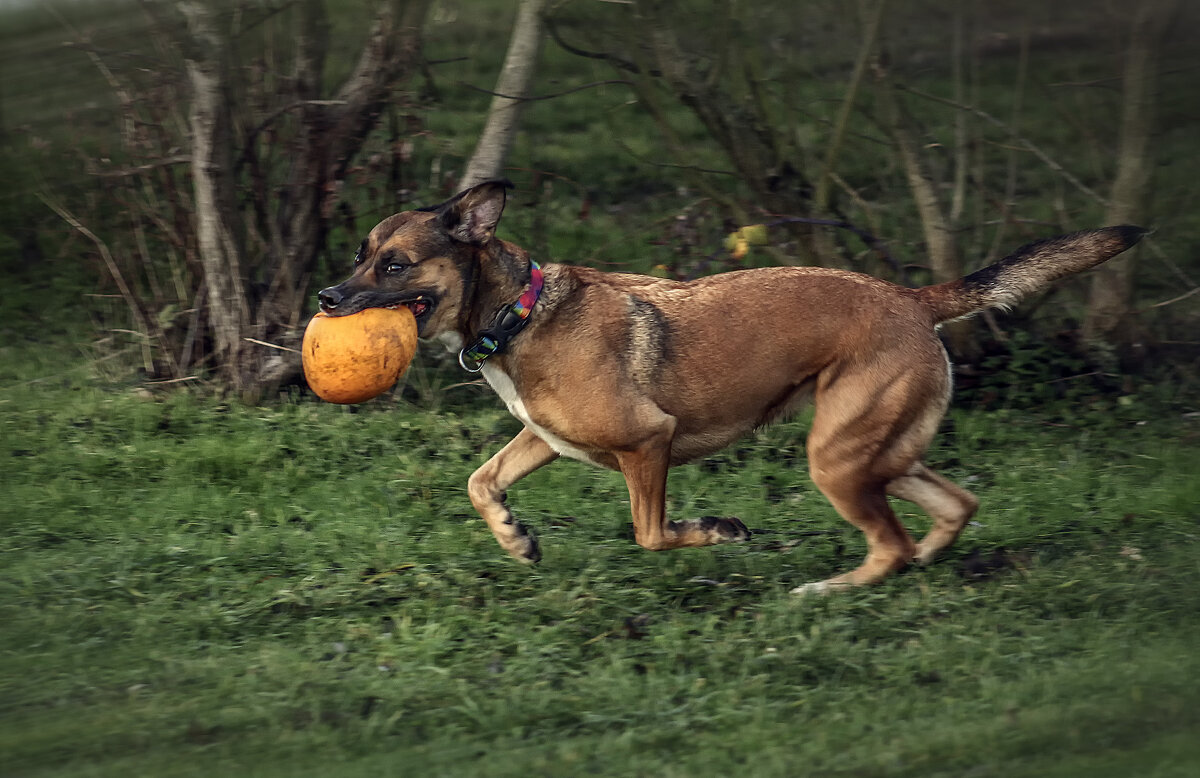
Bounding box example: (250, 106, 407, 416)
(3, 349, 1199, 776)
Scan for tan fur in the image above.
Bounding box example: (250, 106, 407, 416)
(318, 182, 1144, 594)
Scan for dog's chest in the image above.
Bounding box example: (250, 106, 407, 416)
(481, 364, 594, 463)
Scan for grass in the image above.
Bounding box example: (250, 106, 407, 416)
(2, 360, 1198, 776)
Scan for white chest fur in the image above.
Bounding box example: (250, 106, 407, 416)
(480, 364, 594, 463)
(434, 331, 465, 352)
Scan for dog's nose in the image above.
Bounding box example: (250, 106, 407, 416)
(318, 287, 343, 311)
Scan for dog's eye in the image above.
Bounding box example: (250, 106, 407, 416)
(353, 251, 364, 267)
(385, 262, 410, 274)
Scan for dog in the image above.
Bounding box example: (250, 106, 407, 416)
(317, 180, 1144, 594)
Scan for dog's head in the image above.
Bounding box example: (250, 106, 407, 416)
(316, 180, 514, 340)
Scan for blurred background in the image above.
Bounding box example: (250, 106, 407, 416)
(1, 0, 1197, 406)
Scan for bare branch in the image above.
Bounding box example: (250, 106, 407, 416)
(243, 337, 301, 354)
(92, 154, 192, 178)
(813, 0, 886, 214)
(544, 14, 649, 75)
(763, 216, 900, 277)
(896, 83, 1109, 207)
(457, 78, 632, 103)
(39, 193, 155, 373)
(1139, 286, 1200, 312)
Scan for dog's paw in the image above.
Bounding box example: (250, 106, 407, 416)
(790, 580, 835, 597)
(697, 515, 752, 544)
(502, 523, 541, 564)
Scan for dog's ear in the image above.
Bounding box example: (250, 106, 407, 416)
(434, 179, 513, 245)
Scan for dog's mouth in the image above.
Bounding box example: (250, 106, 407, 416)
(318, 290, 439, 335)
(388, 295, 437, 333)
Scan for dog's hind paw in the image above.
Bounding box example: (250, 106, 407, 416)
(696, 516, 752, 544)
(790, 580, 836, 597)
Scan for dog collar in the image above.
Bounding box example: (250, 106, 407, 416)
(458, 259, 544, 373)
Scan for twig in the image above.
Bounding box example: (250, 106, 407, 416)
(236, 100, 349, 169)
(1044, 370, 1107, 384)
(813, 0, 887, 213)
(39, 193, 155, 373)
(146, 376, 201, 385)
(243, 337, 300, 354)
(896, 83, 1109, 207)
(763, 216, 900, 279)
(1138, 285, 1200, 312)
(612, 135, 736, 177)
(544, 14, 649, 76)
(1142, 234, 1197, 288)
(985, 23, 1030, 264)
(441, 379, 489, 391)
(92, 154, 191, 178)
(457, 79, 633, 103)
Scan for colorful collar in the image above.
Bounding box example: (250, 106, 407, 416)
(458, 259, 544, 372)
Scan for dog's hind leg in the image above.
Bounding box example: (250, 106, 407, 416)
(886, 463, 978, 564)
(468, 427, 559, 563)
(793, 468, 917, 596)
(792, 361, 947, 595)
(617, 414, 751, 550)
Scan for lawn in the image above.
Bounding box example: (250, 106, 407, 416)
(2, 350, 1198, 776)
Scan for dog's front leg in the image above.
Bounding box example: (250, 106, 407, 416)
(468, 427, 559, 563)
(617, 418, 751, 550)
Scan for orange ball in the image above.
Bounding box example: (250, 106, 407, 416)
(302, 307, 418, 404)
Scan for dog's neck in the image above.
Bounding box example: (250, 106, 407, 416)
(447, 239, 542, 361)
(469, 239, 533, 327)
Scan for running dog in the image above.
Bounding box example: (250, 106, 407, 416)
(317, 180, 1143, 594)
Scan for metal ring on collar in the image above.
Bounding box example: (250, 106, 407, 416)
(458, 349, 485, 373)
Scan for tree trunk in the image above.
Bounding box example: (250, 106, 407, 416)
(460, 0, 547, 188)
(180, 0, 430, 398)
(877, 71, 977, 359)
(181, 1, 252, 391)
(1083, 0, 1177, 359)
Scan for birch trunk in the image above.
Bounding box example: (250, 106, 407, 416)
(460, 0, 547, 188)
(877, 73, 976, 359)
(179, 0, 429, 397)
(1083, 0, 1177, 356)
(181, 1, 251, 391)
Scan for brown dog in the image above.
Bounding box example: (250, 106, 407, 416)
(318, 181, 1144, 594)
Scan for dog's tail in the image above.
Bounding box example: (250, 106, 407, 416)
(916, 226, 1147, 324)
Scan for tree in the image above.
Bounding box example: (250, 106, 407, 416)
(54, 1, 431, 398)
(460, 0, 547, 188)
(180, 1, 249, 393)
(1083, 0, 1179, 362)
(180, 0, 431, 398)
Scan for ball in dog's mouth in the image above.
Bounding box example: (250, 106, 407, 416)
(302, 306, 418, 403)
(386, 296, 435, 333)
